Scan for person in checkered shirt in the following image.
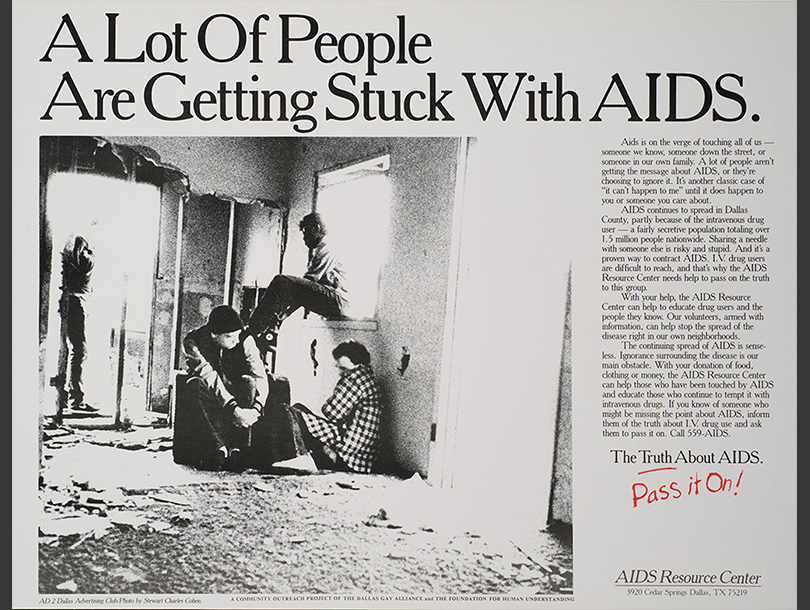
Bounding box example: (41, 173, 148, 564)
(292, 341, 383, 473)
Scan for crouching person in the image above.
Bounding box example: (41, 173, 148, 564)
(182, 305, 269, 471)
(291, 341, 383, 474)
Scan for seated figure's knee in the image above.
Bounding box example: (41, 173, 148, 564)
(184, 376, 211, 402)
(185, 376, 206, 391)
(268, 274, 293, 291)
(232, 375, 258, 409)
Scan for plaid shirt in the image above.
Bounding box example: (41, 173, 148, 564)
(299, 364, 382, 473)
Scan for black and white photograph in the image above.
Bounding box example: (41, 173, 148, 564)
(36, 135, 574, 595)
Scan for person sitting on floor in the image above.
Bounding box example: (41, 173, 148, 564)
(182, 305, 269, 470)
(291, 341, 383, 474)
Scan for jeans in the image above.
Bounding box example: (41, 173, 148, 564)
(247, 274, 347, 337)
(54, 294, 87, 409)
(185, 375, 256, 452)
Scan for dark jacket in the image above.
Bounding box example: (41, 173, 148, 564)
(182, 326, 269, 409)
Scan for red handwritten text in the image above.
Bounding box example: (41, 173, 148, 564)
(631, 468, 744, 508)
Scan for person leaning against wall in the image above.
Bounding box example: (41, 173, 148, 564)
(285, 340, 384, 474)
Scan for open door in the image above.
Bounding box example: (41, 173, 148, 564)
(429, 136, 572, 539)
(42, 172, 161, 425)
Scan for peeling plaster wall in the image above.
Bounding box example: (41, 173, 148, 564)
(109, 137, 296, 401)
(233, 203, 287, 291)
(150, 180, 184, 410)
(177, 193, 230, 340)
(283, 138, 461, 476)
(109, 139, 293, 307)
(111, 137, 295, 202)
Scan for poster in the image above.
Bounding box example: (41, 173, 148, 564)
(12, 1, 796, 609)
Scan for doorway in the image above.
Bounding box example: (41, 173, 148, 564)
(43, 172, 161, 425)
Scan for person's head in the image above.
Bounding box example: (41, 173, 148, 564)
(299, 212, 327, 249)
(65, 234, 90, 256)
(332, 341, 370, 374)
(207, 305, 243, 350)
(74, 235, 89, 251)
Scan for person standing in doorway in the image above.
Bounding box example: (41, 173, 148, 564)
(51, 235, 97, 419)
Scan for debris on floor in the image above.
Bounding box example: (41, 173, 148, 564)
(38, 421, 573, 595)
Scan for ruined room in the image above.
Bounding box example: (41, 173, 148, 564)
(36, 135, 573, 594)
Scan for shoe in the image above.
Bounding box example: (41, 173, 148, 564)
(254, 332, 278, 355)
(70, 403, 100, 413)
(199, 446, 228, 471)
(225, 447, 247, 473)
(270, 452, 319, 473)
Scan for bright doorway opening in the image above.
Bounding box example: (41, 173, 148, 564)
(43, 172, 161, 425)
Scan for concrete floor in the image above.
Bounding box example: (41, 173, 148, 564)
(38, 418, 573, 596)
(41, 420, 562, 535)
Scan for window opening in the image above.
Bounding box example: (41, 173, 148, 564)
(315, 154, 391, 319)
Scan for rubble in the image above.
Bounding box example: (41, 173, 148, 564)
(363, 508, 403, 529)
(39, 514, 112, 539)
(107, 510, 148, 529)
(39, 420, 573, 595)
(169, 511, 195, 526)
(110, 567, 147, 584)
(336, 480, 360, 490)
(252, 481, 276, 493)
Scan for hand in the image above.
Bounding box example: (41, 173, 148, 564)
(232, 407, 260, 428)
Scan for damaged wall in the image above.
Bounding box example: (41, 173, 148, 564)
(39, 137, 188, 416)
(177, 193, 230, 342)
(108, 137, 297, 405)
(112, 137, 296, 203)
(103, 137, 462, 478)
(111, 136, 296, 306)
(150, 179, 184, 410)
(44, 137, 536, 484)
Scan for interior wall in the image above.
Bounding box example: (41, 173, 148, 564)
(177, 193, 231, 344)
(232, 202, 287, 318)
(111, 137, 295, 202)
(283, 138, 462, 476)
(549, 269, 573, 525)
(93, 136, 462, 478)
(39, 137, 185, 418)
(149, 179, 183, 411)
